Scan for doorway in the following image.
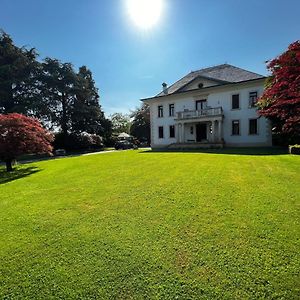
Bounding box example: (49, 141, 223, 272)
(196, 123, 207, 141)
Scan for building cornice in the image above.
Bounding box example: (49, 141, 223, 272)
(141, 77, 266, 102)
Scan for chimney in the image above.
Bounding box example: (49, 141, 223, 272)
(162, 82, 168, 95)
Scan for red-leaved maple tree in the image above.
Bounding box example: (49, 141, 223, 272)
(257, 41, 300, 143)
(0, 113, 53, 171)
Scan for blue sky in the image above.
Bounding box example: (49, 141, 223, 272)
(1, 0, 300, 115)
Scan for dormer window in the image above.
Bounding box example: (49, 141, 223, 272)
(198, 83, 204, 88)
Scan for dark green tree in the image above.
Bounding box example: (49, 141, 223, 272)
(130, 103, 150, 143)
(71, 66, 109, 136)
(0, 30, 41, 114)
(39, 58, 77, 138)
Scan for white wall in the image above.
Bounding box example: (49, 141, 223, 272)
(147, 80, 272, 148)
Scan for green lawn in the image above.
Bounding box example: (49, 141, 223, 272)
(0, 149, 299, 299)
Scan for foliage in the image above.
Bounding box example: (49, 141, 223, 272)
(0, 113, 53, 171)
(71, 66, 109, 136)
(0, 30, 112, 148)
(39, 58, 78, 135)
(0, 150, 299, 298)
(53, 132, 103, 151)
(130, 103, 150, 143)
(257, 40, 300, 144)
(110, 112, 131, 134)
(0, 30, 41, 115)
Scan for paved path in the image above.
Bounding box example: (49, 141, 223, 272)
(14, 150, 119, 165)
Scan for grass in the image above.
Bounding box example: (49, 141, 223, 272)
(0, 149, 299, 299)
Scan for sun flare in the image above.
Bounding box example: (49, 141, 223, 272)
(126, 0, 164, 30)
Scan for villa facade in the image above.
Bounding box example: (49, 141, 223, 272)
(141, 64, 272, 149)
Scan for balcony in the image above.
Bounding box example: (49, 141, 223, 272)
(175, 107, 223, 120)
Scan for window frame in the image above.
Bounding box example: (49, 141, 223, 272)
(232, 120, 240, 136)
(249, 118, 258, 135)
(158, 126, 164, 139)
(169, 125, 175, 138)
(249, 91, 258, 108)
(195, 99, 207, 110)
(158, 105, 163, 118)
(231, 94, 240, 110)
(169, 103, 175, 117)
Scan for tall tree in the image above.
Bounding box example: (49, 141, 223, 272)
(0, 113, 53, 171)
(130, 103, 150, 143)
(257, 40, 300, 143)
(39, 58, 78, 137)
(0, 30, 40, 115)
(110, 113, 131, 134)
(71, 66, 108, 136)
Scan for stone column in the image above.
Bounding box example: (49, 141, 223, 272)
(178, 123, 182, 143)
(217, 120, 222, 142)
(212, 120, 217, 142)
(182, 123, 185, 143)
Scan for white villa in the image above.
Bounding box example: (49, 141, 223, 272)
(141, 64, 272, 149)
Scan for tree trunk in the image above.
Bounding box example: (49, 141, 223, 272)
(5, 159, 13, 172)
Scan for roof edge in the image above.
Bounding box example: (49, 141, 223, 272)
(141, 77, 266, 102)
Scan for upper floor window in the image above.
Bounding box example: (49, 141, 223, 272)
(158, 126, 164, 138)
(196, 99, 207, 110)
(158, 105, 163, 118)
(169, 125, 175, 138)
(169, 104, 174, 117)
(249, 91, 258, 108)
(232, 94, 240, 109)
(249, 118, 258, 135)
(232, 120, 240, 135)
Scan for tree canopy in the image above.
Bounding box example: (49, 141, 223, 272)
(110, 113, 131, 134)
(257, 40, 300, 143)
(0, 30, 112, 150)
(130, 103, 150, 143)
(0, 30, 40, 115)
(0, 113, 53, 171)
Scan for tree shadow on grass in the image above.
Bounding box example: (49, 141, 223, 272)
(0, 166, 41, 185)
(139, 147, 288, 156)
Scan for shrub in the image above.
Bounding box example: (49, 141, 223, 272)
(53, 132, 103, 151)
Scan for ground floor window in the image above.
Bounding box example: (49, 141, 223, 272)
(232, 120, 240, 135)
(158, 126, 164, 138)
(249, 118, 258, 135)
(169, 125, 175, 138)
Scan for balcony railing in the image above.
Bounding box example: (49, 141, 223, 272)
(176, 107, 223, 120)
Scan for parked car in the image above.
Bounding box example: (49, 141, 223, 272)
(54, 149, 66, 156)
(114, 140, 138, 150)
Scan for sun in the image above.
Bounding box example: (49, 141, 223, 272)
(126, 0, 164, 30)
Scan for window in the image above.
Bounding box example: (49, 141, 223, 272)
(158, 105, 163, 118)
(249, 91, 258, 108)
(198, 83, 204, 88)
(196, 100, 207, 110)
(158, 126, 164, 138)
(169, 104, 174, 117)
(190, 126, 194, 135)
(249, 119, 258, 135)
(232, 94, 240, 109)
(232, 120, 240, 135)
(169, 125, 175, 138)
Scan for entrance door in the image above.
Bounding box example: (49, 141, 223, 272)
(196, 124, 207, 141)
